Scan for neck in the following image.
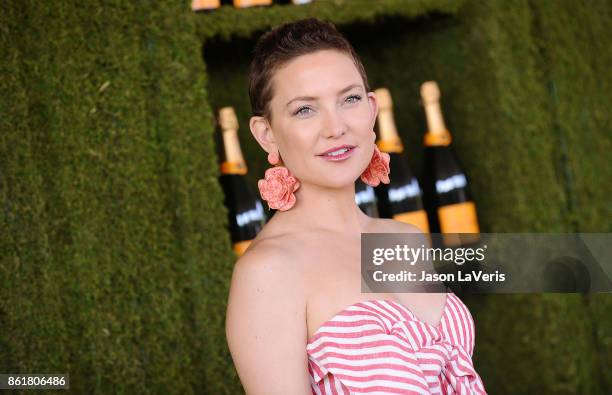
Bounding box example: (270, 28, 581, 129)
(269, 180, 372, 233)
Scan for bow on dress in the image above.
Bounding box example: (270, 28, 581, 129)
(392, 319, 487, 395)
(308, 314, 487, 395)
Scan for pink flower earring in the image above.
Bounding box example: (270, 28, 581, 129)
(257, 151, 301, 211)
(360, 145, 391, 187)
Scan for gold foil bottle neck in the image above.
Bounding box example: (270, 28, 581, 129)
(374, 87, 404, 153)
(421, 81, 452, 147)
(218, 106, 248, 175)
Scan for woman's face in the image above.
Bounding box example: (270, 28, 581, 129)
(263, 49, 378, 188)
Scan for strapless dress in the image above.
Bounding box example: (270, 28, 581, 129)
(307, 291, 487, 394)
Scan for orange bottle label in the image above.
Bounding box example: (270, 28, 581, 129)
(424, 131, 452, 146)
(393, 210, 430, 233)
(437, 201, 480, 247)
(191, 0, 220, 10)
(233, 240, 252, 256)
(234, 0, 271, 7)
(376, 139, 404, 154)
(220, 161, 247, 175)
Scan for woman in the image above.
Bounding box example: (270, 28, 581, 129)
(225, 18, 487, 395)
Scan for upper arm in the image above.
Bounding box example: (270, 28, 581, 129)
(225, 247, 311, 395)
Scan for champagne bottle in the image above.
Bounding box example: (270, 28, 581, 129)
(218, 107, 266, 256)
(373, 88, 429, 233)
(191, 0, 220, 11)
(233, 0, 272, 7)
(420, 81, 480, 247)
(355, 178, 379, 217)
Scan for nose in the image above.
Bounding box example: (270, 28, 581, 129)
(320, 108, 348, 139)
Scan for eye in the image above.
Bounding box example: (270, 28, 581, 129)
(345, 94, 362, 104)
(293, 106, 313, 116)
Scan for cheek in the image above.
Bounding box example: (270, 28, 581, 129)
(360, 131, 376, 167)
(354, 125, 375, 144)
(348, 111, 374, 134)
(279, 129, 317, 165)
(290, 126, 318, 149)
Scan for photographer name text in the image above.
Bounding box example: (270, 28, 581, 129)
(372, 270, 506, 282)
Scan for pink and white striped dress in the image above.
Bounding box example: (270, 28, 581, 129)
(307, 291, 487, 394)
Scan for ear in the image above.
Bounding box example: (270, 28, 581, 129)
(366, 91, 379, 130)
(249, 116, 277, 154)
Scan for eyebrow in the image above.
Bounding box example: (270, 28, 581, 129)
(285, 83, 363, 107)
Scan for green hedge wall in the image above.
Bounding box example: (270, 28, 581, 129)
(1, 0, 610, 394)
(202, 0, 611, 393)
(528, 1, 612, 391)
(1, 1, 235, 393)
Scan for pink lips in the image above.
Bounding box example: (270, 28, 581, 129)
(317, 145, 356, 161)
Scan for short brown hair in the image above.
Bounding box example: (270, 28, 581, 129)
(248, 18, 370, 121)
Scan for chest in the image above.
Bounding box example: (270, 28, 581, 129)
(302, 238, 448, 340)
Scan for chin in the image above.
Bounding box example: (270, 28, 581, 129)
(310, 156, 369, 188)
(322, 171, 363, 189)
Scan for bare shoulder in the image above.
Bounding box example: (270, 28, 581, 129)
(236, 235, 294, 271)
(368, 218, 435, 273)
(370, 217, 424, 234)
(225, 236, 311, 394)
(229, 235, 306, 310)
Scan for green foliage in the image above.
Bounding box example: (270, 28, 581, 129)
(529, 0, 612, 234)
(527, 1, 612, 392)
(1, 0, 609, 394)
(1, 1, 235, 393)
(203, 0, 611, 394)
